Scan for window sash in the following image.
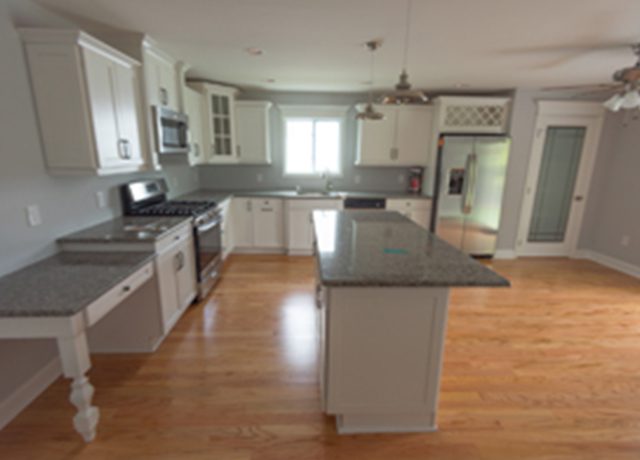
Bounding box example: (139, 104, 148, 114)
(284, 117, 341, 175)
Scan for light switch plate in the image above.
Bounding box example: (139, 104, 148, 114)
(354, 174, 361, 185)
(256, 173, 263, 183)
(26, 205, 42, 227)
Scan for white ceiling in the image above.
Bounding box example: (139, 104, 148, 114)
(26, 0, 640, 92)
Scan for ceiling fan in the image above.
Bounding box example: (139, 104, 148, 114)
(544, 43, 640, 111)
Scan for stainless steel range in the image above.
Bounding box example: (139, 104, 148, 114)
(120, 179, 222, 299)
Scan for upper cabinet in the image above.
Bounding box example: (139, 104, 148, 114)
(356, 104, 434, 167)
(432, 96, 510, 134)
(21, 29, 146, 175)
(189, 82, 239, 164)
(183, 87, 206, 166)
(235, 101, 272, 165)
(96, 34, 182, 169)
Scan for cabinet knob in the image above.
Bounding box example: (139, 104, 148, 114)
(122, 285, 131, 293)
(117, 139, 131, 160)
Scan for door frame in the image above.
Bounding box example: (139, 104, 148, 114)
(516, 101, 604, 257)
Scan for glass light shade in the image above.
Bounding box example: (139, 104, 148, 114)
(603, 93, 624, 112)
(620, 89, 640, 109)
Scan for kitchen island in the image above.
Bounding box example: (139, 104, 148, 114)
(313, 210, 509, 434)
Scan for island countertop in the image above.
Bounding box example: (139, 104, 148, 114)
(312, 210, 509, 288)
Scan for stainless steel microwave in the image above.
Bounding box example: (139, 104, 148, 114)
(153, 106, 189, 154)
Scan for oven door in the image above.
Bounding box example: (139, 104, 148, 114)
(154, 106, 189, 154)
(195, 214, 222, 296)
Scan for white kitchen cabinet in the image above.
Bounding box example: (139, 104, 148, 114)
(219, 198, 234, 259)
(184, 87, 206, 165)
(232, 198, 255, 248)
(21, 29, 146, 175)
(286, 199, 343, 255)
(143, 45, 179, 112)
(189, 82, 239, 163)
(386, 199, 432, 230)
(94, 34, 183, 170)
(235, 101, 272, 164)
(356, 104, 434, 167)
(231, 198, 285, 251)
(156, 225, 197, 334)
(252, 199, 284, 248)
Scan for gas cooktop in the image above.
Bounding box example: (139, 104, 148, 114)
(129, 200, 217, 217)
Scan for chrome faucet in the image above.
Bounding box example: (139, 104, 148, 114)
(321, 172, 333, 193)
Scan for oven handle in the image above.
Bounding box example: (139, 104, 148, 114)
(196, 216, 222, 233)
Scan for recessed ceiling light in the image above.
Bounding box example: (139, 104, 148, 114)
(245, 47, 264, 56)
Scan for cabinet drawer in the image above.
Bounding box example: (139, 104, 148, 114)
(155, 222, 193, 254)
(386, 199, 431, 211)
(84, 262, 154, 327)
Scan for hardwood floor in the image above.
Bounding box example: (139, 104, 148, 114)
(1, 255, 639, 459)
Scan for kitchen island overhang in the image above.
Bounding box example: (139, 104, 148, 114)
(313, 210, 509, 434)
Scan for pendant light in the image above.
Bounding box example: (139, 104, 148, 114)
(380, 0, 428, 105)
(356, 40, 385, 121)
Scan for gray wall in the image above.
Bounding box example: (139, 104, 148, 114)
(580, 112, 640, 266)
(0, 0, 198, 413)
(198, 91, 418, 193)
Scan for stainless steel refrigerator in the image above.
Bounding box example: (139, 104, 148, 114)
(430, 135, 511, 257)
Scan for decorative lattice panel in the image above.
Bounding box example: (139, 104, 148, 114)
(443, 105, 507, 129)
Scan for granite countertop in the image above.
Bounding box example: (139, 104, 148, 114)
(176, 189, 432, 203)
(312, 210, 509, 288)
(58, 216, 192, 244)
(0, 251, 155, 317)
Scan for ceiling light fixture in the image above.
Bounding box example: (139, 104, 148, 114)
(380, 0, 427, 105)
(356, 40, 385, 121)
(603, 85, 640, 112)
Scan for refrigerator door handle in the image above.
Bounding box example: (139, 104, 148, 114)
(462, 153, 478, 214)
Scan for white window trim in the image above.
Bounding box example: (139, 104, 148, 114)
(280, 105, 347, 177)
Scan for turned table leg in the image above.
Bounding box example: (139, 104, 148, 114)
(56, 332, 100, 442)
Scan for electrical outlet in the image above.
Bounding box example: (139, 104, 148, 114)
(397, 174, 405, 184)
(256, 173, 263, 183)
(95, 191, 107, 209)
(621, 235, 631, 247)
(354, 174, 361, 185)
(26, 204, 42, 227)
(170, 177, 179, 189)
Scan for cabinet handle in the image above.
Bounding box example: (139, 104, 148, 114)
(390, 147, 399, 160)
(117, 139, 131, 160)
(236, 145, 242, 158)
(175, 251, 185, 271)
(122, 285, 131, 293)
(160, 87, 168, 106)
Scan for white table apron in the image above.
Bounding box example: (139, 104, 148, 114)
(0, 261, 153, 442)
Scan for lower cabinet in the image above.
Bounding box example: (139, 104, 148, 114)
(232, 197, 285, 251)
(286, 199, 343, 255)
(386, 199, 432, 230)
(155, 224, 197, 334)
(219, 199, 234, 260)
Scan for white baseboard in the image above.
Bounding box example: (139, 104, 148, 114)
(494, 249, 517, 260)
(0, 357, 61, 430)
(575, 249, 640, 279)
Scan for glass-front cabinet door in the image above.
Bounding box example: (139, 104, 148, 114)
(188, 82, 238, 163)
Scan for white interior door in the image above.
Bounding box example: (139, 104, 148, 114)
(517, 102, 604, 257)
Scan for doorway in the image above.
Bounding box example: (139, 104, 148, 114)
(517, 101, 604, 257)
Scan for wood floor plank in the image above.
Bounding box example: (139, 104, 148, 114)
(0, 254, 639, 459)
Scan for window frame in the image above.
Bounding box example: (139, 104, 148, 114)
(280, 105, 347, 177)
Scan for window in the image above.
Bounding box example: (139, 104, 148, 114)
(282, 107, 344, 175)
